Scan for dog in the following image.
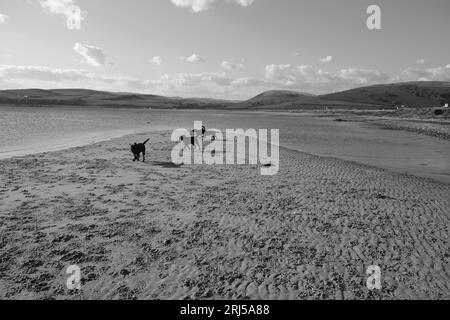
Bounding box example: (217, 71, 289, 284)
(191, 126, 206, 138)
(180, 131, 201, 150)
(131, 138, 150, 162)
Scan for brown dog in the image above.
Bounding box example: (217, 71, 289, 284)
(131, 138, 150, 162)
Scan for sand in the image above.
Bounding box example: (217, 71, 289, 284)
(0, 131, 449, 300)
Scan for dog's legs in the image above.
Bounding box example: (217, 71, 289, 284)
(142, 150, 145, 162)
(195, 138, 201, 150)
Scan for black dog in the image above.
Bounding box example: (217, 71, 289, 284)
(131, 139, 150, 162)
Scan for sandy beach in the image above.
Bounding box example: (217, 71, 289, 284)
(0, 130, 448, 300)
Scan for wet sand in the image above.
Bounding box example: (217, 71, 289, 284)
(0, 131, 449, 300)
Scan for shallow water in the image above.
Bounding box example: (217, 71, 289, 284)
(1, 106, 449, 183)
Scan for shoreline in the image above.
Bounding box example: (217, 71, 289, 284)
(1, 127, 449, 185)
(0, 128, 161, 161)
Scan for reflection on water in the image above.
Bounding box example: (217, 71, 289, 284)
(1, 106, 449, 183)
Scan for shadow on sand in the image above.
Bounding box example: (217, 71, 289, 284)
(152, 161, 183, 168)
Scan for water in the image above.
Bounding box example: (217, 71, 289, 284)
(1, 106, 449, 183)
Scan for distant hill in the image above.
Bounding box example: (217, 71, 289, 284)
(1, 81, 449, 110)
(320, 82, 450, 108)
(234, 82, 450, 110)
(236, 90, 316, 108)
(0, 88, 234, 109)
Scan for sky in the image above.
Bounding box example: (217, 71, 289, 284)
(0, 0, 449, 99)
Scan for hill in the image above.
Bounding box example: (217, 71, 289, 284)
(1, 81, 449, 110)
(0, 89, 234, 109)
(320, 82, 450, 108)
(234, 82, 450, 110)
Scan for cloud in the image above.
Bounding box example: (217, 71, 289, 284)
(149, 56, 163, 66)
(170, 0, 256, 12)
(265, 64, 392, 91)
(73, 43, 106, 67)
(0, 65, 235, 94)
(152, 72, 231, 87)
(320, 55, 333, 64)
(148, 71, 235, 98)
(265, 64, 318, 86)
(0, 54, 13, 59)
(336, 68, 391, 84)
(2, 62, 449, 99)
(221, 61, 244, 70)
(0, 65, 234, 92)
(0, 65, 151, 90)
(416, 58, 427, 65)
(39, 0, 84, 29)
(236, 0, 256, 6)
(402, 64, 450, 81)
(0, 65, 94, 82)
(180, 53, 205, 63)
(231, 77, 266, 87)
(0, 13, 9, 24)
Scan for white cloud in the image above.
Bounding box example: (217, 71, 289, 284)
(236, 0, 255, 6)
(73, 43, 106, 67)
(0, 65, 234, 93)
(265, 64, 317, 85)
(0, 13, 9, 24)
(152, 72, 231, 87)
(2, 62, 449, 99)
(180, 53, 205, 63)
(0, 54, 13, 59)
(171, 0, 256, 12)
(0, 65, 150, 90)
(149, 71, 235, 98)
(39, 0, 84, 29)
(336, 68, 391, 84)
(149, 56, 163, 66)
(402, 64, 450, 81)
(416, 58, 429, 65)
(265, 64, 392, 91)
(221, 61, 244, 70)
(0, 65, 94, 82)
(231, 77, 265, 87)
(320, 55, 333, 64)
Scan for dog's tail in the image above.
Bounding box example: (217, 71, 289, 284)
(143, 138, 150, 145)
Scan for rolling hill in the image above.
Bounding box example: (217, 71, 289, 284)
(237, 82, 450, 110)
(1, 81, 449, 110)
(320, 82, 450, 108)
(0, 89, 233, 109)
(235, 90, 382, 109)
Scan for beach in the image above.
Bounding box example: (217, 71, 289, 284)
(0, 130, 448, 300)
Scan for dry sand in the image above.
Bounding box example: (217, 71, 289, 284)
(0, 131, 449, 300)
